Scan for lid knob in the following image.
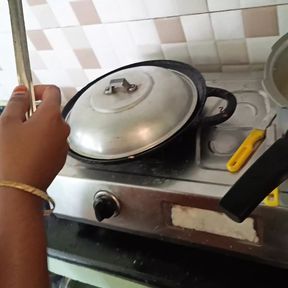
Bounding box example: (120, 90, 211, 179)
(104, 78, 137, 95)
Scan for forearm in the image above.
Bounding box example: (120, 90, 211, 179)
(0, 188, 49, 288)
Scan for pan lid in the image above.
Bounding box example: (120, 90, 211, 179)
(263, 34, 288, 107)
(66, 64, 199, 160)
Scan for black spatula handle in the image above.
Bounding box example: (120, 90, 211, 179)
(220, 136, 288, 223)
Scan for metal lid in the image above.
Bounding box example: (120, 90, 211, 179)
(263, 34, 288, 107)
(66, 65, 198, 160)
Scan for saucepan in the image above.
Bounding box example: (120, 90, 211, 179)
(62, 60, 237, 164)
(220, 34, 288, 222)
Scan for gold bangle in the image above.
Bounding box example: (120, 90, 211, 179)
(0, 180, 55, 216)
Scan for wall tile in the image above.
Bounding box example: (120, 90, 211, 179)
(188, 41, 219, 64)
(31, 4, 59, 29)
(29, 50, 47, 69)
(246, 36, 279, 63)
(207, 0, 240, 11)
(243, 7, 279, 37)
(74, 49, 101, 68)
(105, 22, 141, 65)
(128, 20, 160, 46)
(27, 0, 46, 5)
(115, 0, 148, 21)
(38, 50, 63, 70)
(70, 0, 101, 25)
(92, 0, 124, 22)
(136, 44, 164, 60)
(221, 65, 251, 72)
(66, 69, 89, 87)
(176, 0, 208, 14)
(22, 1, 41, 30)
(56, 50, 82, 69)
(277, 4, 288, 36)
(155, 18, 186, 43)
(44, 29, 71, 50)
(0, 0, 11, 33)
(240, 0, 277, 8)
(83, 24, 120, 68)
(162, 43, 192, 63)
(194, 64, 221, 72)
(211, 10, 245, 40)
(27, 30, 53, 50)
(47, 0, 79, 27)
(181, 14, 213, 41)
(35, 69, 73, 86)
(217, 39, 249, 64)
(145, 0, 177, 18)
(62, 27, 91, 49)
(84, 69, 109, 82)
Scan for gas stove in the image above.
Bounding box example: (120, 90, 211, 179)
(49, 71, 288, 268)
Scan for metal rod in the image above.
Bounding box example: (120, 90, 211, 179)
(8, 0, 36, 117)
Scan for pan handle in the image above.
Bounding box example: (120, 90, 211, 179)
(220, 135, 288, 223)
(201, 87, 237, 126)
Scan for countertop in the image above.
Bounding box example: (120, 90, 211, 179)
(46, 216, 287, 288)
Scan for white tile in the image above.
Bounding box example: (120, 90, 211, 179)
(246, 36, 280, 63)
(27, 38, 36, 52)
(0, 71, 18, 100)
(240, 0, 276, 8)
(116, 0, 148, 21)
(137, 44, 164, 60)
(31, 4, 59, 29)
(34, 69, 73, 86)
(92, 0, 124, 22)
(56, 50, 82, 69)
(181, 14, 213, 41)
(144, 0, 177, 18)
(83, 24, 120, 68)
(38, 51, 62, 70)
(176, 0, 208, 14)
(67, 69, 89, 87)
(84, 69, 109, 82)
(207, 0, 240, 11)
(29, 50, 47, 69)
(22, 1, 41, 30)
(44, 29, 71, 50)
(0, 1, 11, 33)
(162, 43, 192, 64)
(62, 27, 90, 49)
(0, 33, 16, 70)
(211, 10, 245, 40)
(188, 41, 219, 65)
(128, 20, 160, 46)
(47, 0, 79, 27)
(105, 22, 141, 65)
(277, 5, 288, 36)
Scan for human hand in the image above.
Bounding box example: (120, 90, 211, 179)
(0, 85, 70, 190)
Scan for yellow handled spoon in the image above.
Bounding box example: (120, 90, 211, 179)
(226, 111, 276, 173)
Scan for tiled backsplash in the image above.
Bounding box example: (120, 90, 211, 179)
(0, 0, 288, 101)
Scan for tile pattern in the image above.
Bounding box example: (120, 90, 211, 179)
(243, 6, 279, 37)
(0, 0, 288, 101)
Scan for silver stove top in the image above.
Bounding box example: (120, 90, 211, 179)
(56, 71, 277, 191)
(48, 71, 288, 268)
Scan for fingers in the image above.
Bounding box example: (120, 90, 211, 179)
(1, 86, 29, 122)
(33, 85, 61, 118)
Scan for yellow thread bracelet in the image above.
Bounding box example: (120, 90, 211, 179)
(0, 180, 55, 216)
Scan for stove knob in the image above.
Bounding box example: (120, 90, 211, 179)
(93, 191, 120, 222)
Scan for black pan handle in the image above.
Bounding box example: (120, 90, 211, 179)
(220, 135, 288, 223)
(201, 87, 237, 126)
